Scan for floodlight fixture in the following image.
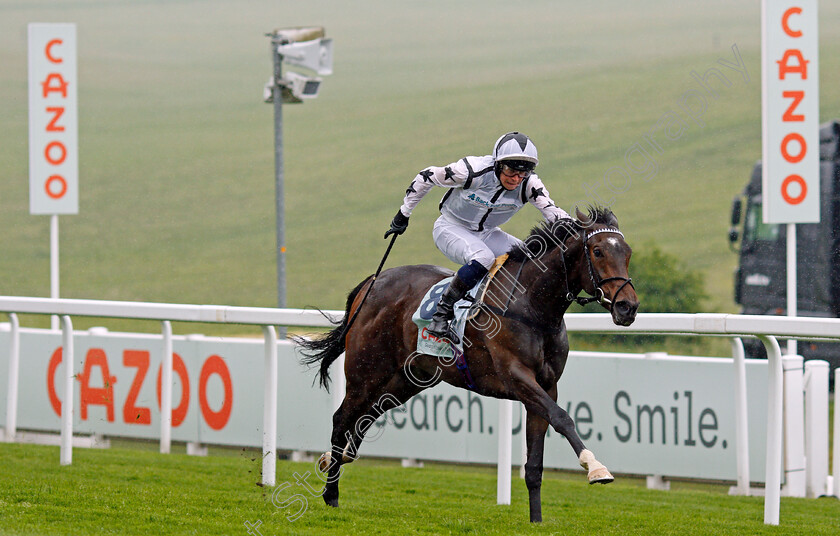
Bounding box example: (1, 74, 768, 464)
(276, 38, 333, 76)
(269, 27, 333, 76)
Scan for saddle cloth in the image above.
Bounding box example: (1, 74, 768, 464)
(411, 277, 474, 357)
(411, 254, 508, 358)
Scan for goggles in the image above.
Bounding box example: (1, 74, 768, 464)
(500, 161, 535, 178)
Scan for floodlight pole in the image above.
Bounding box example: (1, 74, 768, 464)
(267, 27, 330, 333)
(271, 43, 287, 329)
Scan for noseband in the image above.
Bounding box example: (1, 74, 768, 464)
(563, 227, 635, 311)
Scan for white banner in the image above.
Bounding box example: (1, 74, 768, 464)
(761, 0, 819, 223)
(0, 326, 771, 483)
(28, 23, 79, 215)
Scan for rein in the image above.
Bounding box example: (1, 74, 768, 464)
(478, 224, 635, 334)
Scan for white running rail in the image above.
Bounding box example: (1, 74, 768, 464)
(1, 297, 839, 525)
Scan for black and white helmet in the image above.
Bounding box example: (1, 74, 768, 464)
(492, 132, 539, 167)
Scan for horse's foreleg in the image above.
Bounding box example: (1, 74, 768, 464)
(524, 411, 549, 523)
(510, 368, 613, 485)
(544, 383, 614, 485)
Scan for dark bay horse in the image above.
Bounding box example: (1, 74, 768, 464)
(296, 207, 639, 523)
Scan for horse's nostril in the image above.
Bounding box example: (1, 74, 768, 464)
(615, 300, 636, 317)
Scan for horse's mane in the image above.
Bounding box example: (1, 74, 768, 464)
(507, 205, 617, 263)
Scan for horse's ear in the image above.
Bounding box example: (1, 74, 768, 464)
(605, 211, 619, 228)
(575, 206, 595, 227)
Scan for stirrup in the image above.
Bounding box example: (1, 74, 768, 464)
(427, 321, 460, 345)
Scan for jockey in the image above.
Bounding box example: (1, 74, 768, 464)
(384, 132, 570, 343)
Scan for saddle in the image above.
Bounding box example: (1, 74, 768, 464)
(465, 253, 508, 321)
(411, 254, 509, 358)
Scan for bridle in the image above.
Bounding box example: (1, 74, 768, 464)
(480, 222, 636, 333)
(562, 227, 635, 312)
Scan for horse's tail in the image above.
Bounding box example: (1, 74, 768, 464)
(294, 275, 373, 392)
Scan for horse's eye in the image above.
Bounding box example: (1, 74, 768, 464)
(593, 247, 603, 258)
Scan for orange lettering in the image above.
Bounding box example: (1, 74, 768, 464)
(45, 38, 64, 63)
(47, 347, 63, 416)
(44, 141, 66, 165)
(41, 73, 69, 98)
(79, 349, 116, 422)
(777, 49, 809, 80)
(781, 132, 807, 163)
(781, 7, 803, 38)
(123, 350, 151, 425)
(781, 91, 805, 122)
(198, 355, 233, 431)
(45, 175, 67, 199)
(46, 107, 66, 131)
(781, 174, 807, 204)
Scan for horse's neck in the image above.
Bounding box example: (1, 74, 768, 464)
(507, 239, 584, 325)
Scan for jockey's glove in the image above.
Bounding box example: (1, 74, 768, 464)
(384, 209, 409, 239)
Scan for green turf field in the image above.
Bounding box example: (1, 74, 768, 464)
(0, 442, 837, 535)
(2, 0, 839, 334)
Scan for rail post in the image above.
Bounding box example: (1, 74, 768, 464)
(730, 337, 750, 495)
(782, 355, 805, 497)
(757, 335, 783, 525)
(262, 326, 278, 486)
(4, 314, 20, 442)
(59, 315, 74, 466)
(803, 360, 829, 497)
(160, 321, 173, 454)
(496, 399, 512, 505)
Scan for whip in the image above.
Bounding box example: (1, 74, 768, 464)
(340, 233, 399, 336)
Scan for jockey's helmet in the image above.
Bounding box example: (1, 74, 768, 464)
(492, 132, 539, 167)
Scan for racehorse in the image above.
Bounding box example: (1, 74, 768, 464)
(295, 206, 639, 523)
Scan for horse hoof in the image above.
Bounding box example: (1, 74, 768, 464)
(318, 452, 331, 473)
(579, 449, 614, 485)
(588, 467, 614, 485)
(323, 496, 339, 508)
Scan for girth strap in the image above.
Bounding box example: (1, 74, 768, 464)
(448, 342, 476, 390)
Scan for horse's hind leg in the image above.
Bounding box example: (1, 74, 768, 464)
(523, 411, 550, 523)
(321, 370, 424, 508)
(321, 390, 373, 507)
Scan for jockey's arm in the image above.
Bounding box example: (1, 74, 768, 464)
(399, 159, 471, 217)
(526, 174, 570, 221)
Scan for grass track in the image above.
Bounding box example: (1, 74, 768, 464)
(0, 442, 838, 535)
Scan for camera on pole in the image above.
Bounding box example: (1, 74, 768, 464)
(264, 27, 333, 104)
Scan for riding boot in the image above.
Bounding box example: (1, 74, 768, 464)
(427, 274, 473, 345)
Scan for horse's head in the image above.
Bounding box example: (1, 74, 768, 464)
(574, 207, 639, 326)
